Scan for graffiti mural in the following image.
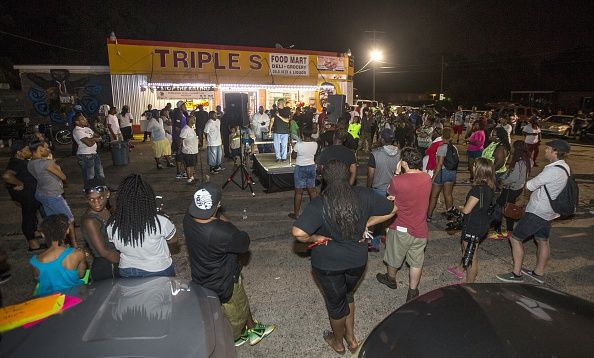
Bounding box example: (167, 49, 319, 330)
(22, 69, 112, 124)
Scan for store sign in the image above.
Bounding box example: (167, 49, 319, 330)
(107, 40, 351, 85)
(269, 53, 309, 76)
(157, 90, 214, 100)
(317, 56, 345, 71)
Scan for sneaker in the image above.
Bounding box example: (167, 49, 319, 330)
(521, 268, 545, 284)
(487, 231, 504, 241)
(187, 177, 195, 184)
(447, 266, 465, 280)
(167, 162, 175, 167)
(0, 271, 11, 285)
(376, 273, 397, 289)
(176, 173, 184, 179)
(234, 329, 249, 347)
(406, 288, 419, 302)
(156, 164, 163, 170)
(496, 272, 524, 283)
(247, 321, 276, 346)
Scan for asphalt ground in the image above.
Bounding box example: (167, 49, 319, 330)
(1, 136, 593, 357)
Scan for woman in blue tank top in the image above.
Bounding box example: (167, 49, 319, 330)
(30, 214, 87, 296)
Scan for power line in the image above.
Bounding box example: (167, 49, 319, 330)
(0, 29, 82, 52)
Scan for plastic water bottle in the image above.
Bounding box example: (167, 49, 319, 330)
(242, 208, 248, 220)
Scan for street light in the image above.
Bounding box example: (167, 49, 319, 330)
(370, 49, 383, 101)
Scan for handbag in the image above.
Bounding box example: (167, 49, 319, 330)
(503, 202, 524, 220)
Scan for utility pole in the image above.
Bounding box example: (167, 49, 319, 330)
(440, 55, 444, 98)
(364, 30, 384, 102)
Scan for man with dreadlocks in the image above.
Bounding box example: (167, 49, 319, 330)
(106, 174, 178, 277)
(292, 160, 396, 355)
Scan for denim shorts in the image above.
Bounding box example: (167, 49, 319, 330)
(433, 168, 457, 184)
(35, 193, 74, 222)
(467, 150, 483, 158)
(294, 164, 316, 189)
(511, 212, 551, 241)
(119, 264, 176, 278)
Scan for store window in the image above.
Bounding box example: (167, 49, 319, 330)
(267, 90, 316, 110)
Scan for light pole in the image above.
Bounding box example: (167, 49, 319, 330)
(370, 49, 383, 101)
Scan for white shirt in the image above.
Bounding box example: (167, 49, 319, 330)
(118, 113, 133, 128)
(204, 119, 222, 146)
(251, 112, 270, 139)
(523, 124, 541, 144)
(73, 126, 97, 155)
(502, 123, 513, 142)
(525, 160, 570, 221)
(107, 114, 121, 134)
(180, 125, 199, 154)
(146, 117, 166, 141)
(294, 141, 318, 166)
(108, 214, 175, 272)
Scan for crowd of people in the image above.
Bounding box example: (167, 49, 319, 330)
(0, 98, 576, 354)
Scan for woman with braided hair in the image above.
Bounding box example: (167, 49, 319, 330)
(106, 174, 178, 277)
(292, 160, 396, 354)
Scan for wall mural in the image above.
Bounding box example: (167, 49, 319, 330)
(23, 69, 111, 124)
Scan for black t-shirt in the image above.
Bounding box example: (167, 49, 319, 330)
(5, 157, 37, 195)
(320, 130, 335, 147)
(463, 184, 495, 237)
(183, 214, 250, 303)
(294, 186, 393, 270)
(195, 110, 209, 129)
(317, 144, 357, 167)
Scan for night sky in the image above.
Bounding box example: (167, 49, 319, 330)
(1, 0, 593, 102)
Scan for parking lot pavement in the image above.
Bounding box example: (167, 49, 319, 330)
(1, 137, 593, 357)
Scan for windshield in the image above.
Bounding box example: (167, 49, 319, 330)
(547, 116, 573, 124)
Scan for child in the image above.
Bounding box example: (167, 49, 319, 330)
(229, 126, 241, 166)
(30, 214, 87, 296)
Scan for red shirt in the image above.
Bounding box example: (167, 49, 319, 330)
(387, 172, 432, 239)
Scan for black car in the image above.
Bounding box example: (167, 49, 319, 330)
(358, 284, 594, 357)
(1, 277, 236, 357)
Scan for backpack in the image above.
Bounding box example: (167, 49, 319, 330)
(443, 143, 460, 170)
(544, 165, 579, 217)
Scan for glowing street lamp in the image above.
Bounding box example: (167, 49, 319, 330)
(370, 49, 383, 101)
(370, 49, 383, 62)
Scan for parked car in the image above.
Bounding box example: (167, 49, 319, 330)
(540, 115, 576, 137)
(357, 283, 594, 357)
(0, 277, 236, 357)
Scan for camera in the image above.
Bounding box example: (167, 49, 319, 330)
(445, 208, 464, 234)
(462, 233, 480, 268)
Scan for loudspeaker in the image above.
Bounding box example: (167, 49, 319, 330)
(224, 93, 249, 127)
(326, 94, 346, 124)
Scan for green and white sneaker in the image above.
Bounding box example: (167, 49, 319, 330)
(247, 321, 276, 346)
(496, 272, 524, 283)
(521, 268, 545, 284)
(234, 329, 249, 347)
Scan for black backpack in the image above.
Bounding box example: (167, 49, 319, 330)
(544, 165, 579, 217)
(443, 143, 459, 170)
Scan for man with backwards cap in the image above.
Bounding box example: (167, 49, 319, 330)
(183, 183, 275, 347)
(497, 139, 572, 284)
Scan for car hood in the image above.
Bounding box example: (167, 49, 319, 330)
(1, 277, 234, 358)
(358, 284, 594, 358)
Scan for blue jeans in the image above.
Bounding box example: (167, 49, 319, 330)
(35, 193, 74, 221)
(77, 153, 105, 184)
(207, 145, 222, 168)
(119, 264, 176, 278)
(273, 133, 289, 160)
